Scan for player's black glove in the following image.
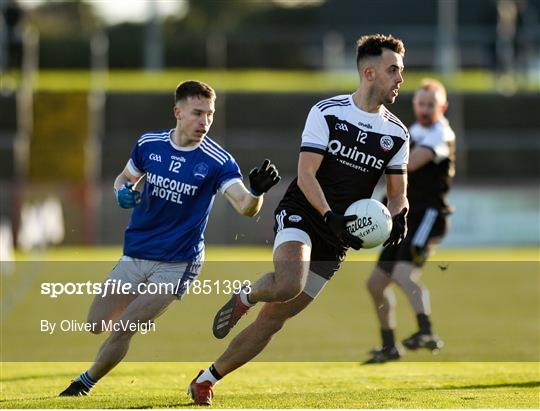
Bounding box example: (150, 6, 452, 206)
(115, 182, 142, 209)
(383, 208, 408, 247)
(323, 211, 363, 250)
(249, 159, 281, 196)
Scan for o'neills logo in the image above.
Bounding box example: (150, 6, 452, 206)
(328, 140, 384, 169)
(347, 216, 373, 233)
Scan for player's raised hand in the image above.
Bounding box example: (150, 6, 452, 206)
(249, 159, 281, 196)
(323, 211, 363, 250)
(115, 182, 142, 209)
(383, 208, 408, 247)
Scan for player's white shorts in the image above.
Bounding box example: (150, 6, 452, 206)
(107, 254, 204, 299)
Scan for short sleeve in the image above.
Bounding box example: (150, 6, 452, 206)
(299, 106, 330, 155)
(217, 157, 243, 194)
(385, 135, 409, 175)
(126, 142, 144, 177)
(420, 127, 454, 164)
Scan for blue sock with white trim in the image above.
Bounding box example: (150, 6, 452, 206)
(75, 371, 97, 390)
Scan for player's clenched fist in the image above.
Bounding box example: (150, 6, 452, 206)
(323, 211, 364, 250)
(383, 208, 408, 247)
(115, 182, 142, 209)
(248, 159, 281, 196)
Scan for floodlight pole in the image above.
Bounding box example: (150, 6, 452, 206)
(14, 24, 38, 181)
(323, 31, 345, 71)
(436, 0, 459, 80)
(0, 0, 6, 72)
(85, 30, 108, 245)
(206, 32, 227, 69)
(144, 1, 163, 71)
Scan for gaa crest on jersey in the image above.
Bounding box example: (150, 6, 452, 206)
(288, 215, 302, 223)
(149, 153, 162, 162)
(193, 163, 209, 180)
(380, 136, 394, 151)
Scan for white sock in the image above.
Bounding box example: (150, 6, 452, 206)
(239, 287, 255, 307)
(196, 367, 219, 385)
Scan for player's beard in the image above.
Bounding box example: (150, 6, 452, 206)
(381, 89, 395, 105)
(417, 113, 435, 126)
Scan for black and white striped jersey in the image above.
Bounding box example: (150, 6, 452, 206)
(408, 116, 456, 213)
(279, 94, 409, 216)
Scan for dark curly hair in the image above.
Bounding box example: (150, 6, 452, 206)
(356, 34, 405, 66)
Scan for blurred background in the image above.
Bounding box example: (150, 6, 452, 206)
(0, 0, 538, 256)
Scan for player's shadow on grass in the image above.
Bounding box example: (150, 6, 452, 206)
(1, 397, 196, 408)
(0, 372, 75, 383)
(124, 401, 197, 408)
(0, 395, 62, 404)
(435, 381, 540, 390)
(125, 400, 201, 410)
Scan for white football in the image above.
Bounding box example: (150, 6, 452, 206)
(345, 199, 392, 249)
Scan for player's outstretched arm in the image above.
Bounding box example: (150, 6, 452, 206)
(224, 182, 263, 217)
(224, 159, 281, 217)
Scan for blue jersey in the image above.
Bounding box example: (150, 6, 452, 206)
(123, 129, 242, 262)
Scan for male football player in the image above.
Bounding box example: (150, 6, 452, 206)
(189, 34, 409, 405)
(59, 80, 280, 396)
(364, 78, 456, 364)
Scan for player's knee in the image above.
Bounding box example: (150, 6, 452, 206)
(89, 326, 104, 335)
(88, 319, 114, 334)
(270, 270, 305, 302)
(273, 283, 303, 302)
(86, 316, 105, 334)
(393, 272, 415, 288)
(366, 275, 386, 296)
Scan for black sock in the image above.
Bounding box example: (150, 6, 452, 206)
(209, 364, 223, 381)
(381, 329, 395, 349)
(416, 313, 432, 334)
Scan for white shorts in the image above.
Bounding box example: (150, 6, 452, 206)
(273, 227, 328, 299)
(108, 254, 204, 299)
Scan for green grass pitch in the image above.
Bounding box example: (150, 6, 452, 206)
(1, 246, 539, 408)
(2, 362, 538, 408)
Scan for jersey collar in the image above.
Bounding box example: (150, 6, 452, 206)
(168, 129, 203, 152)
(349, 94, 384, 117)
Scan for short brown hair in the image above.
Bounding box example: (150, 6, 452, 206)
(175, 80, 216, 104)
(417, 78, 447, 103)
(356, 34, 405, 66)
